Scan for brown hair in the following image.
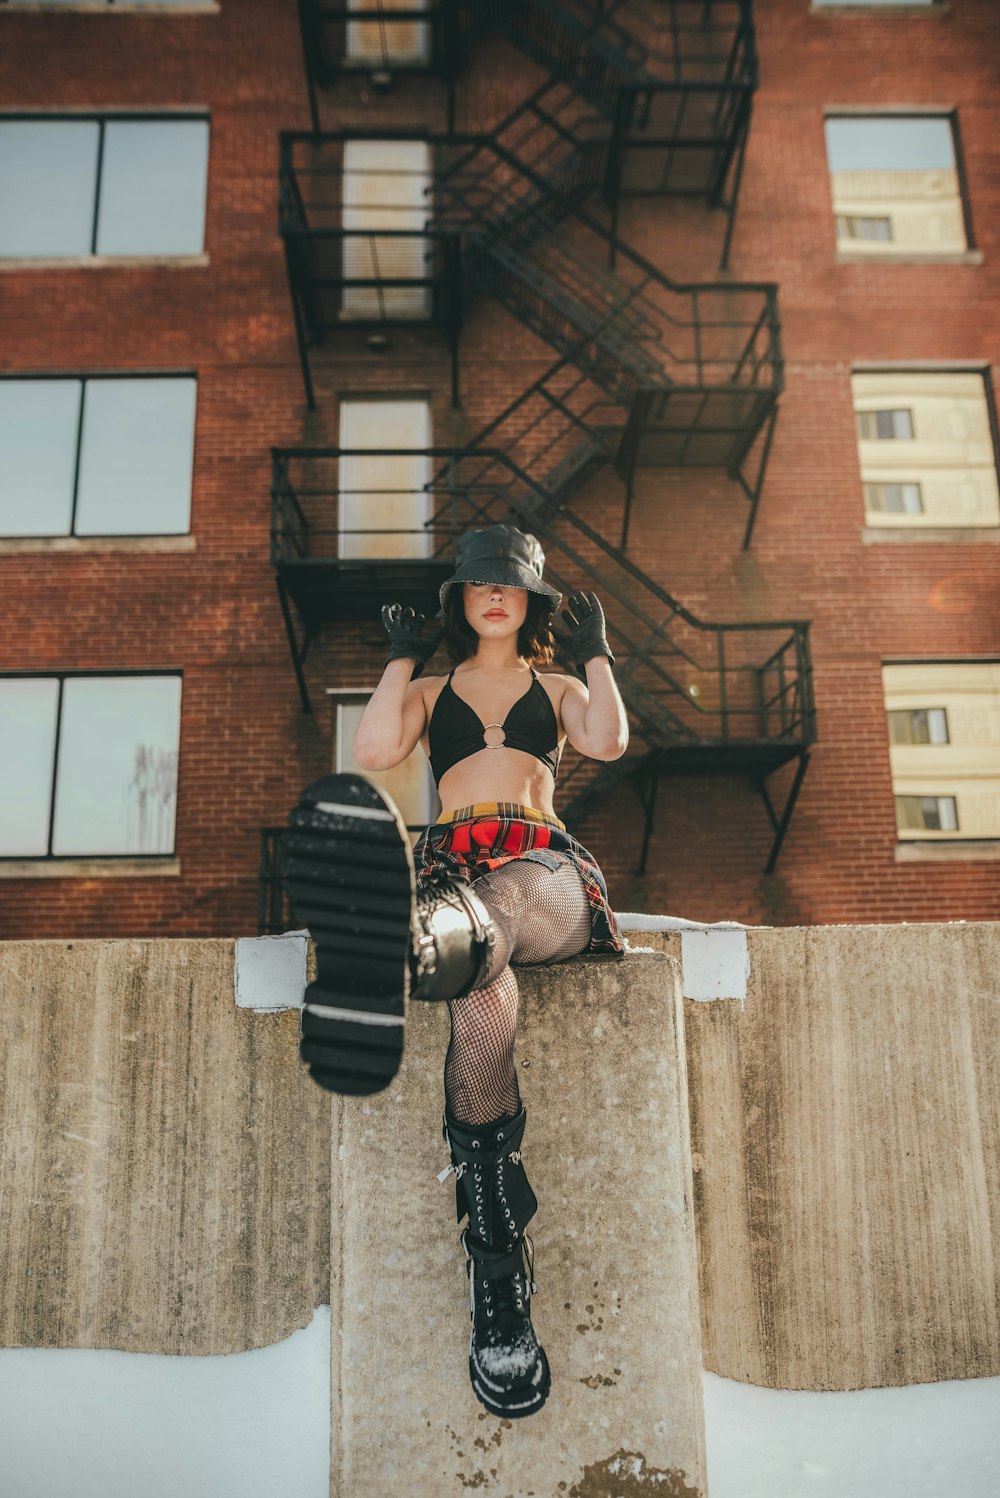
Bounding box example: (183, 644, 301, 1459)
(441, 587, 556, 668)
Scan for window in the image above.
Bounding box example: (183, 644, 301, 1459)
(856, 408, 914, 441)
(331, 691, 434, 830)
(852, 372, 1000, 530)
(883, 663, 1000, 840)
(0, 115, 209, 258)
(345, 0, 431, 66)
(888, 708, 949, 745)
(864, 482, 923, 515)
(341, 139, 432, 318)
(824, 114, 967, 256)
(836, 215, 892, 243)
(0, 674, 182, 858)
(0, 376, 196, 537)
(895, 796, 958, 833)
(337, 399, 432, 560)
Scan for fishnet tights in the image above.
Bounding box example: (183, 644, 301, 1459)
(444, 860, 592, 1126)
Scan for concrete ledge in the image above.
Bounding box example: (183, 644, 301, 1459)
(687, 921, 1000, 1390)
(331, 951, 706, 1497)
(0, 938, 329, 1354)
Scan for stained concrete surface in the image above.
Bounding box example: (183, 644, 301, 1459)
(0, 938, 330, 1354)
(330, 950, 706, 1498)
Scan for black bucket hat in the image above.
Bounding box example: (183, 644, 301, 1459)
(438, 523, 562, 615)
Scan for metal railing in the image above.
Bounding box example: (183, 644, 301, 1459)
(270, 439, 814, 751)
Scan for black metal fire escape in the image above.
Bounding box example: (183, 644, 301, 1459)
(263, 2, 814, 929)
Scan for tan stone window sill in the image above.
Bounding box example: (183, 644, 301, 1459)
(811, 3, 949, 14)
(862, 527, 1000, 545)
(0, 858, 181, 878)
(1, 4, 219, 12)
(835, 250, 982, 266)
(0, 535, 196, 554)
(895, 841, 1000, 863)
(0, 255, 209, 271)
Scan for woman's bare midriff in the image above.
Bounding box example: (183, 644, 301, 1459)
(418, 667, 569, 821)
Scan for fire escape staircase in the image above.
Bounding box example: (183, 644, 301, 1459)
(264, 3, 812, 927)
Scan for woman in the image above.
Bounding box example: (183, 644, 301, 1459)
(282, 522, 628, 1421)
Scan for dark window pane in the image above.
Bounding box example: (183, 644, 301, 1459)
(96, 119, 209, 256)
(76, 378, 196, 535)
(0, 679, 59, 855)
(0, 120, 98, 257)
(0, 380, 81, 536)
(52, 676, 182, 855)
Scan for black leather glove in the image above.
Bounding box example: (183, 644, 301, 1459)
(381, 603, 443, 680)
(552, 590, 615, 676)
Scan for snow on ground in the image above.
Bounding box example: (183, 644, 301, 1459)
(0, 1308, 331, 1498)
(0, 1310, 997, 1497)
(703, 1369, 1000, 1498)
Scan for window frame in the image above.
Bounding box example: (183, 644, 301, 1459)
(852, 364, 1000, 534)
(0, 2, 219, 12)
(883, 657, 1000, 847)
(0, 110, 210, 260)
(0, 669, 183, 862)
(0, 370, 198, 540)
(823, 107, 976, 258)
(328, 685, 435, 831)
(810, 1, 948, 13)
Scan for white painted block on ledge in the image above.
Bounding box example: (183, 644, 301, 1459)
(680, 928, 750, 1002)
(235, 931, 309, 1012)
(616, 915, 751, 1001)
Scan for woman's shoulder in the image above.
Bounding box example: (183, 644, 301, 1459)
(535, 667, 582, 695)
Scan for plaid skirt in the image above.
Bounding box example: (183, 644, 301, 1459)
(413, 802, 626, 958)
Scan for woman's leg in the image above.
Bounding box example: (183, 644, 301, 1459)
(443, 861, 592, 1125)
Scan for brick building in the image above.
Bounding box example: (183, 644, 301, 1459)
(1, 0, 998, 939)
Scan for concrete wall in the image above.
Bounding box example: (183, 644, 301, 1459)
(630, 921, 1000, 1391)
(0, 937, 329, 1354)
(2, 922, 998, 1417)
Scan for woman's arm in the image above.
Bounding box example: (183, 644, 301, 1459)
(559, 660, 629, 760)
(352, 660, 429, 771)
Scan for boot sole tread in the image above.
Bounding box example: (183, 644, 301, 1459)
(283, 773, 414, 1095)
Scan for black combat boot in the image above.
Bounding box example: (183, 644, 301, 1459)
(438, 1106, 551, 1418)
(283, 773, 496, 1095)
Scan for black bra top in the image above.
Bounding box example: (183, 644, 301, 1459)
(427, 667, 562, 787)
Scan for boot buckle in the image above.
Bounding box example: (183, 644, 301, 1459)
(414, 931, 437, 977)
(436, 1160, 466, 1185)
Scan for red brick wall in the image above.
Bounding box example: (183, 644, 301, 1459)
(1, 0, 998, 938)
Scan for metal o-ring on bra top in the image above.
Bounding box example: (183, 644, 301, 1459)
(482, 722, 507, 749)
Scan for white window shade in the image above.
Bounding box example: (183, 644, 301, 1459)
(338, 400, 432, 560)
(341, 140, 432, 319)
(346, 0, 431, 65)
(335, 698, 433, 830)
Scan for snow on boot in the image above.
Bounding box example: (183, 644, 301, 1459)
(283, 773, 495, 1095)
(439, 1107, 551, 1418)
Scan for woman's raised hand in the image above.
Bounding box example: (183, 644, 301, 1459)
(552, 590, 616, 675)
(381, 602, 444, 680)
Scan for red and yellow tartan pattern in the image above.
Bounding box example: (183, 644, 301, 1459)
(413, 802, 625, 958)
